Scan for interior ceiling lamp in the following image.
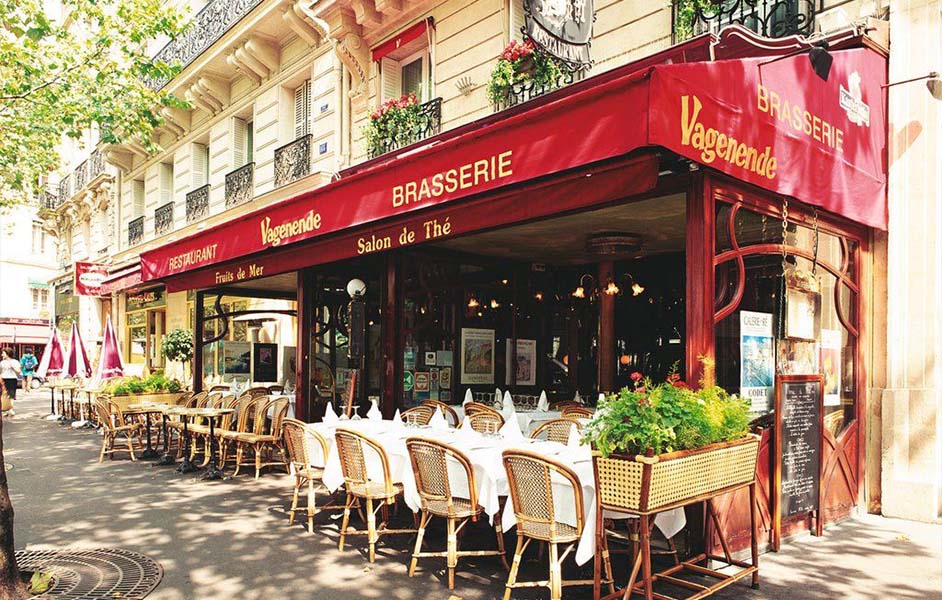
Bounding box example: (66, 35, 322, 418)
(602, 273, 645, 297)
(586, 232, 643, 258)
(467, 294, 480, 309)
(882, 71, 942, 101)
(758, 40, 832, 81)
(346, 278, 366, 298)
(572, 274, 593, 299)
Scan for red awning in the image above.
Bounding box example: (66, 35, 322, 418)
(372, 19, 431, 62)
(100, 264, 142, 295)
(140, 42, 886, 291)
(0, 322, 51, 345)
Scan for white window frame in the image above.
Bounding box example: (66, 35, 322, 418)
(398, 48, 432, 103)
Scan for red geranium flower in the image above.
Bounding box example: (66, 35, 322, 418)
(630, 371, 643, 382)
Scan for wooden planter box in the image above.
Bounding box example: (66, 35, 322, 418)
(595, 435, 760, 515)
(108, 392, 185, 412)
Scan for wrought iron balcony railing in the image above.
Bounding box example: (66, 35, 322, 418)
(367, 98, 442, 159)
(155, 202, 174, 236)
(144, 0, 264, 90)
(491, 71, 578, 113)
(38, 191, 57, 211)
(74, 159, 88, 192)
(672, 0, 819, 42)
(128, 216, 144, 246)
(58, 178, 70, 206)
(186, 184, 210, 223)
(225, 162, 254, 207)
(274, 135, 312, 188)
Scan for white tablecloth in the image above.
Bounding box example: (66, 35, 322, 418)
(310, 418, 685, 566)
(452, 406, 564, 434)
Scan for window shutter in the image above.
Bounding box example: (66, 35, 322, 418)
(132, 180, 144, 217)
(159, 163, 173, 204)
(510, 0, 526, 42)
(192, 143, 208, 187)
(381, 57, 402, 101)
(294, 80, 311, 138)
(231, 119, 246, 168)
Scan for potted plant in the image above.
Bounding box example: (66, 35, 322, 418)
(486, 39, 564, 108)
(364, 93, 424, 158)
(161, 328, 194, 384)
(100, 373, 184, 410)
(584, 361, 758, 513)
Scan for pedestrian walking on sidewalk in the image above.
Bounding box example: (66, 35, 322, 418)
(1, 347, 22, 416)
(20, 347, 37, 391)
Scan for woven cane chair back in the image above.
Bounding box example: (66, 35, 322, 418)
(198, 392, 219, 409)
(265, 396, 290, 436)
(267, 384, 285, 394)
(94, 399, 123, 432)
(217, 395, 240, 429)
(530, 418, 582, 444)
(468, 411, 505, 434)
(187, 392, 206, 408)
(561, 406, 594, 419)
(208, 385, 230, 392)
(420, 400, 459, 427)
(335, 428, 393, 497)
(550, 401, 581, 411)
(174, 391, 195, 406)
(234, 397, 261, 434)
(463, 401, 500, 419)
(283, 418, 329, 470)
(401, 405, 435, 426)
(406, 437, 477, 517)
(249, 395, 272, 434)
(247, 386, 270, 397)
(502, 450, 584, 542)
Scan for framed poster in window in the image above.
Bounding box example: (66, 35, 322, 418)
(253, 343, 278, 382)
(460, 328, 494, 385)
(784, 285, 821, 342)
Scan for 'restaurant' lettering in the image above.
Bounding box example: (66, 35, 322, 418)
(681, 95, 777, 180)
(392, 151, 513, 208)
(260, 210, 322, 247)
(168, 243, 219, 271)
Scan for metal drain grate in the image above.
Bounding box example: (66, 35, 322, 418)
(15, 548, 163, 599)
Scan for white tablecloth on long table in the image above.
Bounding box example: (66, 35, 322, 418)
(452, 406, 564, 434)
(309, 418, 685, 566)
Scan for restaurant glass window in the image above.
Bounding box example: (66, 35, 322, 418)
(124, 289, 167, 368)
(713, 200, 860, 437)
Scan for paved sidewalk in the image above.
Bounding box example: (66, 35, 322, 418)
(4, 390, 941, 599)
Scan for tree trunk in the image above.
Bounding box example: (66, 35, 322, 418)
(0, 411, 27, 600)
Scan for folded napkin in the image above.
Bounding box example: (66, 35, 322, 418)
(392, 408, 404, 429)
(501, 391, 516, 420)
(460, 415, 474, 431)
(574, 390, 582, 404)
(428, 407, 448, 431)
(463, 388, 473, 406)
(567, 423, 581, 448)
(567, 423, 592, 461)
(538, 390, 549, 411)
(598, 392, 606, 405)
(499, 415, 523, 440)
(367, 399, 382, 421)
(323, 402, 338, 423)
(494, 387, 502, 405)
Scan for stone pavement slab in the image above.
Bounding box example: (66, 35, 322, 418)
(4, 390, 941, 599)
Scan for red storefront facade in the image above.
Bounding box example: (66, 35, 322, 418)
(138, 32, 887, 550)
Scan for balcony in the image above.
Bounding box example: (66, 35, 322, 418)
(155, 202, 175, 236)
(128, 216, 144, 247)
(672, 0, 819, 42)
(58, 178, 70, 206)
(225, 162, 255, 207)
(186, 184, 210, 223)
(367, 98, 442, 159)
(492, 71, 578, 113)
(274, 135, 312, 188)
(37, 191, 57, 211)
(144, 0, 264, 90)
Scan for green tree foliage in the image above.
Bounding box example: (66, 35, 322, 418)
(0, 0, 188, 205)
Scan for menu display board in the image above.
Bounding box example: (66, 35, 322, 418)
(773, 375, 823, 549)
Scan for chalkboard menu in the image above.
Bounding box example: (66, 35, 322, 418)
(773, 375, 823, 548)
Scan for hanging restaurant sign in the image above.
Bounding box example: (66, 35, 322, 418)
(73, 262, 108, 296)
(524, 0, 593, 68)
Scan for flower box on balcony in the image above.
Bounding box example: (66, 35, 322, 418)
(487, 40, 567, 110)
(364, 95, 442, 159)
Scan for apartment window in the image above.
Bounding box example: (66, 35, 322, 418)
(31, 288, 49, 312)
(159, 162, 174, 204)
(378, 21, 433, 103)
(232, 118, 254, 166)
(294, 80, 311, 138)
(132, 179, 145, 218)
(192, 142, 209, 187)
(31, 223, 46, 253)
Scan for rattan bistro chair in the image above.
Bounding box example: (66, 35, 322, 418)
(561, 406, 594, 419)
(335, 428, 416, 563)
(94, 399, 143, 462)
(188, 394, 234, 465)
(502, 450, 614, 600)
(218, 395, 260, 467)
(401, 405, 436, 426)
(167, 392, 204, 455)
(467, 411, 505, 434)
(406, 437, 508, 589)
(463, 401, 500, 419)
(282, 419, 342, 532)
(530, 418, 583, 444)
(232, 396, 290, 478)
(421, 399, 460, 428)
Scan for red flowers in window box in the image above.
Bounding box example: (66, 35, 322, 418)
(370, 93, 418, 121)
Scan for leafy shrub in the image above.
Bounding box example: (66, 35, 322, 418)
(583, 367, 751, 457)
(161, 328, 194, 363)
(364, 94, 424, 158)
(486, 39, 564, 106)
(101, 373, 183, 395)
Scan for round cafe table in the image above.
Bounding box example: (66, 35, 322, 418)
(125, 403, 170, 459)
(195, 407, 235, 480)
(164, 407, 234, 477)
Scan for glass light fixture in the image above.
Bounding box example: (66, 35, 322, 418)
(603, 277, 620, 296)
(490, 299, 500, 309)
(572, 274, 594, 299)
(631, 282, 645, 296)
(467, 295, 479, 309)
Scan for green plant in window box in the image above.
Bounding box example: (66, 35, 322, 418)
(487, 39, 564, 108)
(364, 93, 424, 158)
(673, 0, 726, 42)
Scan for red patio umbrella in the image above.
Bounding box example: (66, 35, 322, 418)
(95, 315, 124, 381)
(64, 321, 91, 379)
(36, 327, 65, 378)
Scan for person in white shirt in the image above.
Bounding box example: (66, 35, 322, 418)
(1, 348, 22, 416)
